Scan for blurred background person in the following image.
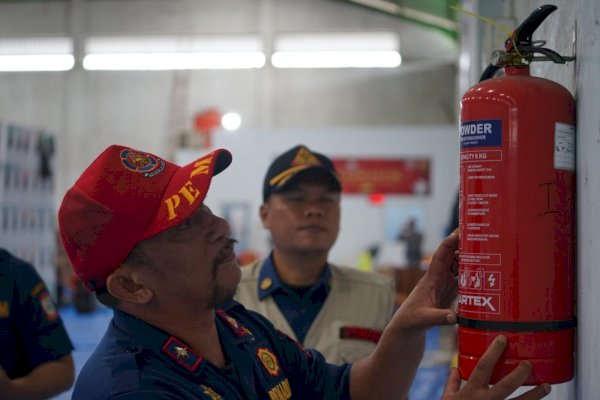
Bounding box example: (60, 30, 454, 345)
(0, 248, 74, 400)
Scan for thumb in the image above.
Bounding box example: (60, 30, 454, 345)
(414, 308, 457, 329)
(443, 367, 462, 396)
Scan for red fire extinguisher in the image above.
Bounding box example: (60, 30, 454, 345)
(458, 5, 576, 385)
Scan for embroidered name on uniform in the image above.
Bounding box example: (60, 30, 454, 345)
(200, 385, 223, 400)
(268, 378, 291, 400)
(339, 326, 382, 343)
(256, 347, 281, 377)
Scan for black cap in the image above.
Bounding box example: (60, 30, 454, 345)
(263, 145, 341, 202)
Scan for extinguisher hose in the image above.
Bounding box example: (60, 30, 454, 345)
(479, 64, 501, 82)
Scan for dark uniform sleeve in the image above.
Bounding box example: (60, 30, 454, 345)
(13, 258, 74, 373)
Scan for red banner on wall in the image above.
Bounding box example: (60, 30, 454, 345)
(331, 158, 430, 195)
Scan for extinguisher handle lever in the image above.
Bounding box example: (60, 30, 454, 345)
(509, 4, 557, 50)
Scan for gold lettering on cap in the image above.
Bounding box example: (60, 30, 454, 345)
(179, 181, 200, 205)
(190, 157, 212, 178)
(165, 195, 181, 220)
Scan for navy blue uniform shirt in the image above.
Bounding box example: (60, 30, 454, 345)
(0, 249, 74, 379)
(259, 253, 331, 344)
(72, 301, 351, 399)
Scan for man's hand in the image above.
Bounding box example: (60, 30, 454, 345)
(0, 365, 16, 400)
(442, 335, 551, 400)
(391, 230, 459, 332)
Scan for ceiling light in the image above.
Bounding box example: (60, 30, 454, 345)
(0, 37, 74, 72)
(83, 35, 265, 70)
(272, 32, 401, 69)
(221, 112, 242, 131)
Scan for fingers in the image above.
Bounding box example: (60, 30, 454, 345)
(491, 361, 533, 398)
(414, 308, 457, 328)
(427, 231, 459, 276)
(512, 384, 551, 400)
(442, 367, 462, 395)
(464, 335, 507, 389)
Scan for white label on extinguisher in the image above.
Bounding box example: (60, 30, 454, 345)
(554, 123, 575, 171)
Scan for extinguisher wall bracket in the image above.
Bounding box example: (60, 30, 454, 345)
(479, 4, 575, 81)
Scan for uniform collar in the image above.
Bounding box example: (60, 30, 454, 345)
(257, 253, 332, 301)
(112, 306, 255, 374)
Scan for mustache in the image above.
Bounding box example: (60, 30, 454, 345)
(212, 238, 238, 274)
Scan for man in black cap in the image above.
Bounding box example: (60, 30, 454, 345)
(236, 144, 396, 363)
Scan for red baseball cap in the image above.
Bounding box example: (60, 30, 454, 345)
(58, 145, 232, 291)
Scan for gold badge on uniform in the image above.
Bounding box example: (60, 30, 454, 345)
(0, 301, 9, 318)
(256, 347, 281, 377)
(200, 385, 223, 400)
(260, 277, 273, 290)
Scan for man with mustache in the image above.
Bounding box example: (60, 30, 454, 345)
(58, 144, 550, 400)
(236, 144, 395, 364)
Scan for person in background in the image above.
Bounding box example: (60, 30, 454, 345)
(398, 217, 424, 269)
(236, 144, 395, 364)
(58, 144, 550, 400)
(0, 248, 75, 399)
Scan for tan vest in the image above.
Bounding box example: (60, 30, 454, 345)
(236, 261, 395, 364)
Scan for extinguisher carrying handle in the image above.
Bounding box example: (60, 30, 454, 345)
(507, 4, 557, 51)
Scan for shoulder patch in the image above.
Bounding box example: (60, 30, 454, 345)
(39, 292, 58, 321)
(216, 309, 252, 337)
(161, 337, 203, 372)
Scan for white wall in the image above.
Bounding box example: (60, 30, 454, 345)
(177, 125, 459, 267)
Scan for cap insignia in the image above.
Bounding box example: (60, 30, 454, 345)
(291, 147, 321, 167)
(120, 149, 165, 177)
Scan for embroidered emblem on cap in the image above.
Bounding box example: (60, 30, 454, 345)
(217, 310, 252, 337)
(120, 149, 166, 177)
(268, 147, 323, 189)
(161, 337, 203, 372)
(291, 147, 321, 167)
(200, 385, 223, 400)
(257, 347, 281, 377)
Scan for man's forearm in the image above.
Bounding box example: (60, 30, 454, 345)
(5, 355, 74, 400)
(349, 323, 426, 400)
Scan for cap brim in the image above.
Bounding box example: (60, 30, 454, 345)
(141, 148, 232, 240)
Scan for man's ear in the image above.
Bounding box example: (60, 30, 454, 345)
(105, 268, 154, 305)
(259, 203, 269, 228)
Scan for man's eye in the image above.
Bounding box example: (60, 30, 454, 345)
(175, 218, 192, 231)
